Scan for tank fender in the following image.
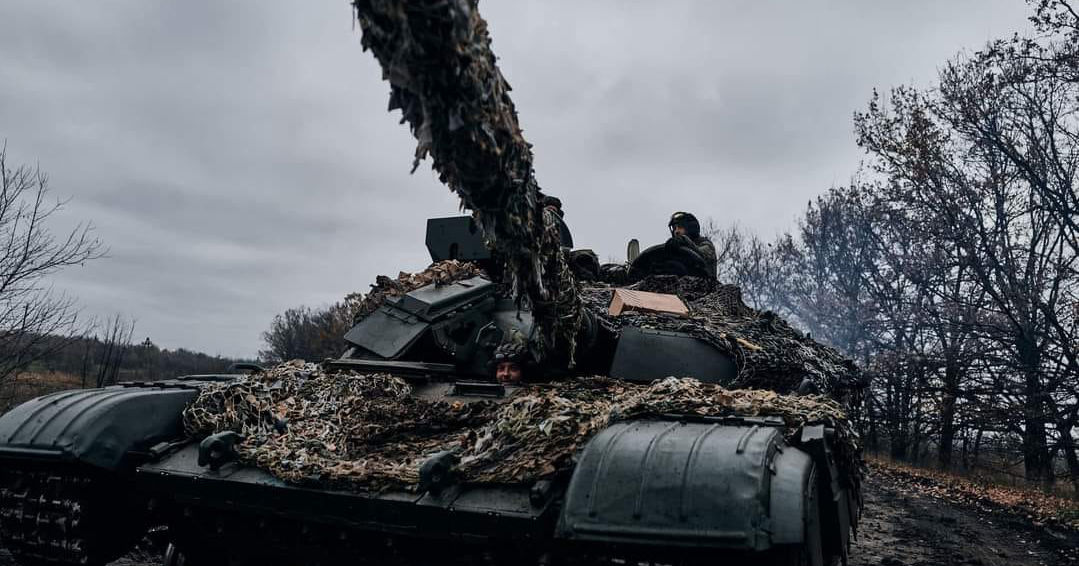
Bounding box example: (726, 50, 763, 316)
(0, 385, 198, 470)
(556, 419, 787, 551)
(802, 424, 856, 563)
(769, 445, 818, 546)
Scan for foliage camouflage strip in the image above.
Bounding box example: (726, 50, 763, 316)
(351, 0, 580, 363)
(184, 361, 861, 492)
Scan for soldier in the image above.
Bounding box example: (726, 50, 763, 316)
(492, 341, 527, 385)
(541, 194, 574, 248)
(667, 211, 718, 278)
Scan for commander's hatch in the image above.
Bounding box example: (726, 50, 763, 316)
(344, 276, 495, 359)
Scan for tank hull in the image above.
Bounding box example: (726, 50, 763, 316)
(0, 379, 855, 566)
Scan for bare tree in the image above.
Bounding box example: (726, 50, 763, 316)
(94, 314, 135, 388)
(0, 143, 104, 402)
(855, 39, 1078, 481)
(696, 0, 1079, 484)
(705, 222, 792, 313)
(259, 303, 353, 364)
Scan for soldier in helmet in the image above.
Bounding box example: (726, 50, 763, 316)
(492, 341, 528, 385)
(667, 212, 718, 279)
(541, 194, 574, 248)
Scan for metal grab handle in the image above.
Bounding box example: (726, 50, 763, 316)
(197, 431, 244, 470)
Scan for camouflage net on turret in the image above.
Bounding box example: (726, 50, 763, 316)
(345, 265, 862, 398)
(183, 361, 861, 493)
(581, 275, 863, 399)
(342, 260, 487, 322)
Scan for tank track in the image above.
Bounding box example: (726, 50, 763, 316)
(0, 469, 94, 566)
(0, 467, 147, 566)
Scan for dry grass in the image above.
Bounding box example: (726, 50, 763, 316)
(868, 450, 1077, 499)
(0, 371, 85, 414)
(868, 453, 1079, 531)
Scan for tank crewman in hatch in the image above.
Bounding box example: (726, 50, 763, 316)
(493, 341, 528, 385)
(667, 211, 718, 278)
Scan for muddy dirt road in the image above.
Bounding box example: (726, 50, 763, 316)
(850, 468, 1078, 566)
(2, 466, 1076, 566)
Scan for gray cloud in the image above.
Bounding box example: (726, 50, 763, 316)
(0, 0, 1031, 357)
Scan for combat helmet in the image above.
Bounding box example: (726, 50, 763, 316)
(493, 340, 528, 364)
(668, 211, 701, 238)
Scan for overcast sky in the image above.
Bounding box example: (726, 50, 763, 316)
(0, 1, 1032, 358)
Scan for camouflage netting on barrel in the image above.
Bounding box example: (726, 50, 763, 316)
(183, 361, 861, 493)
(351, 0, 581, 364)
(581, 275, 863, 399)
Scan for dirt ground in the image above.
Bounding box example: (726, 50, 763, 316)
(2, 468, 1076, 566)
(850, 470, 1079, 566)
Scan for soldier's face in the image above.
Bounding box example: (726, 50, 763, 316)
(496, 362, 522, 384)
(673, 225, 687, 236)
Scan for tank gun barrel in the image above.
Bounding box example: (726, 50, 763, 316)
(352, 0, 579, 362)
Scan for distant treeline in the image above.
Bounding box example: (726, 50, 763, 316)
(23, 334, 251, 387)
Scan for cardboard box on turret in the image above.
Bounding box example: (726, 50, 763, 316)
(608, 288, 689, 317)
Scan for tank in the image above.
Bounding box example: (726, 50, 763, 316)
(0, 218, 862, 566)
